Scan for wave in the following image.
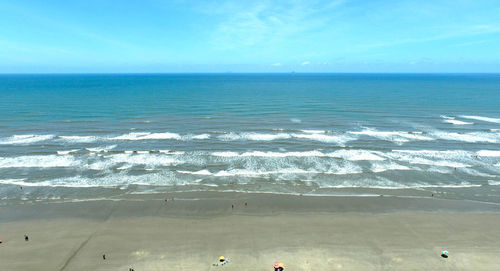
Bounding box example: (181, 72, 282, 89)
(218, 132, 291, 141)
(109, 132, 211, 141)
(217, 132, 352, 144)
(212, 167, 362, 177)
(348, 128, 433, 144)
(106, 153, 180, 167)
(0, 179, 39, 187)
(0, 155, 80, 168)
(488, 180, 500, 186)
(370, 162, 411, 173)
(58, 135, 98, 143)
(319, 177, 481, 189)
(461, 115, 500, 123)
(291, 133, 353, 144)
(86, 145, 117, 152)
(300, 130, 327, 134)
(431, 131, 498, 143)
(210, 150, 384, 160)
(211, 150, 325, 158)
(327, 150, 385, 161)
(388, 150, 472, 168)
(440, 115, 455, 120)
(443, 119, 473, 125)
(477, 150, 500, 157)
(109, 132, 182, 140)
(158, 150, 185, 155)
(57, 149, 79, 155)
(0, 134, 55, 145)
(177, 169, 212, 175)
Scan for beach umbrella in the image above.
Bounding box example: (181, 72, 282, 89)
(0, 237, 2, 243)
(219, 256, 225, 262)
(441, 250, 448, 258)
(274, 262, 280, 269)
(279, 263, 284, 268)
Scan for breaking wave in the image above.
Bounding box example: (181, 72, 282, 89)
(461, 115, 500, 123)
(0, 134, 55, 145)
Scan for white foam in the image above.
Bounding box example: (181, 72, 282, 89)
(117, 164, 133, 170)
(291, 133, 353, 144)
(190, 134, 210, 140)
(57, 149, 79, 155)
(371, 162, 411, 173)
(58, 135, 98, 143)
(109, 132, 182, 141)
(210, 150, 382, 160)
(158, 150, 185, 155)
(488, 180, 500, 186)
(477, 150, 500, 157)
(86, 161, 114, 170)
(441, 115, 455, 119)
(431, 131, 498, 143)
(204, 164, 363, 177)
(86, 145, 116, 152)
(211, 150, 326, 158)
(0, 155, 80, 168)
(211, 151, 240, 157)
(348, 128, 432, 144)
(300, 130, 326, 134)
(461, 115, 500, 123)
(213, 168, 314, 177)
(0, 134, 54, 145)
(177, 169, 212, 175)
(388, 150, 472, 168)
(319, 178, 481, 189)
(327, 150, 386, 161)
(0, 179, 40, 187)
(218, 133, 291, 141)
(107, 153, 179, 167)
(491, 129, 500, 132)
(444, 119, 473, 125)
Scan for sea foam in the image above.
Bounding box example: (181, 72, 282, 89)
(0, 155, 80, 168)
(0, 134, 55, 145)
(461, 115, 500, 123)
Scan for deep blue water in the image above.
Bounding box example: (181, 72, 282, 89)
(1, 74, 500, 203)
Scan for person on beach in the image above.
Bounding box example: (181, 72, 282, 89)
(103, 254, 106, 260)
(24, 234, 29, 241)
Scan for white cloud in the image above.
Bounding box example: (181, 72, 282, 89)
(208, 0, 346, 50)
(301, 61, 310, 65)
(271, 62, 282, 66)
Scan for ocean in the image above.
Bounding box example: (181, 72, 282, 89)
(1, 74, 500, 204)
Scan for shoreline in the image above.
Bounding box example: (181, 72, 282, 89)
(2, 191, 500, 222)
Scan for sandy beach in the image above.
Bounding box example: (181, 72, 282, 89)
(1, 193, 500, 271)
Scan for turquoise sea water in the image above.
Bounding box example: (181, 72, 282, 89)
(1, 74, 500, 203)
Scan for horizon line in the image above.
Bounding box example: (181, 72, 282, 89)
(1, 72, 500, 75)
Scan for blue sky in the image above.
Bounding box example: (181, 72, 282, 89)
(1, 0, 499, 73)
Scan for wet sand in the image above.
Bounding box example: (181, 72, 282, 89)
(1, 193, 500, 271)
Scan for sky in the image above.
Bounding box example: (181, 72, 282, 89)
(0, 0, 499, 73)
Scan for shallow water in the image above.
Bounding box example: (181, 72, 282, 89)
(1, 74, 499, 203)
